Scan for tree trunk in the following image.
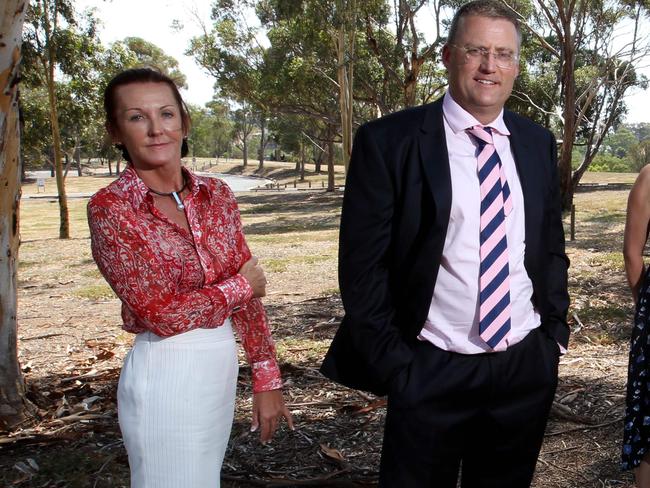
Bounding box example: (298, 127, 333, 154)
(327, 125, 335, 192)
(74, 136, 81, 177)
(314, 146, 323, 174)
(258, 114, 266, 171)
(242, 137, 248, 167)
(558, 21, 576, 211)
(334, 0, 355, 172)
(300, 138, 305, 181)
(404, 57, 424, 108)
(43, 2, 69, 238)
(0, 0, 28, 431)
(63, 151, 71, 178)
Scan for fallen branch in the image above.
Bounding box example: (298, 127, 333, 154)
(545, 417, 623, 437)
(540, 445, 581, 456)
(21, 332, 69, 341)
(351, 399, 387, 415)
(93, 453, 118, 488)
(49, 412, 109, 425)
(221, 467, 381, 487)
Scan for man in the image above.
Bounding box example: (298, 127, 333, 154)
(320, 1, 570, 487)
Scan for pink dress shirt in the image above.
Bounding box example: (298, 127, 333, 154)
(418, 92, 541, 354)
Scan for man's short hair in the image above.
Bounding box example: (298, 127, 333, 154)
(447, 0, 521, 46)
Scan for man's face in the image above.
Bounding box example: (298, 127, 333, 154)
(442, 15, 519, 124)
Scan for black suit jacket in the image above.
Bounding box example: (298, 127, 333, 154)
(320, 98, 570, 396)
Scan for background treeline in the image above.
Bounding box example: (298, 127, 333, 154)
(18, 0, 650, 207)
(583, 123, 650, 173)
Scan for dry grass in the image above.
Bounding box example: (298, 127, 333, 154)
(1, 171, 641, 487)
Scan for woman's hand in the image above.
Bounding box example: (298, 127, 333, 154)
(251, 389, 294, 443)
(239, 256, 267, 298)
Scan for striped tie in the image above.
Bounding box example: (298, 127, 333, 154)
(467, 126, 513, 351)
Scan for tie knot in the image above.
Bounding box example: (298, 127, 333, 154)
(467, 125, 494, 145)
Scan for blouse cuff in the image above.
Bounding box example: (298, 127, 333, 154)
(215, 274, 254, 313)
(251, 358, 283, 393)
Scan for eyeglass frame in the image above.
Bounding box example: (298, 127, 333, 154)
(448, 43, 520, 70)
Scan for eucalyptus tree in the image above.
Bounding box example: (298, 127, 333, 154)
(359, 0, 450, 112)
(507, 0, 650, 209)
(231, 105, 256, 167)
(188, 1, 271, 169)
(0, 0, 29, 431)
(116, 36, 187, 88)
(21, 0, 103, 238)
(187, 99, 233, 158)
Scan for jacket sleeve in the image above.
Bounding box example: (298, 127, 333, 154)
(541, 133, 570, 348)
(337, 123, 415, 389)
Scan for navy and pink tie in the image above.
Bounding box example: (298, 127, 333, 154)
(467, 126, 512, 351)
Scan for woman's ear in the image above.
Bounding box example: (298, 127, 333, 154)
(106, 121, 120, 144)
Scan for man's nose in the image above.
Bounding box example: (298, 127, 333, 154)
(479, 52, 497, 71)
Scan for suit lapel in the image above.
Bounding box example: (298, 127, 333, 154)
(418, 99, 452, 228)
(504, 112, 543, 267)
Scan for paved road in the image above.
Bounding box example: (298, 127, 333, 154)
(24, 171, 271, 196)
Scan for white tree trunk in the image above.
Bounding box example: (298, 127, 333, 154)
(334, 0, 355, 172)
(0, 0, 28, 430)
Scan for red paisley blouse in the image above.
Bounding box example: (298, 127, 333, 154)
(87, 166, 282, 393)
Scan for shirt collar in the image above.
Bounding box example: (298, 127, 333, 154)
(442, 91, 510, 137)
(182, 166, 210, 198)
(118, 165, 211, 209)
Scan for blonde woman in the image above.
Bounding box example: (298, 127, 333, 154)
(623, 164, 650, 486)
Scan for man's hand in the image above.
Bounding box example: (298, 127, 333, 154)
(251, 389, 294, 443)
(239, 256, 267, 298)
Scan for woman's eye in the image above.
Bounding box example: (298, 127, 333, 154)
(162, 112, 175, 118)
(129, 114, 144, 122)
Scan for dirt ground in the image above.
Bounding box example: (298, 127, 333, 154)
(0, 177, 638, 487)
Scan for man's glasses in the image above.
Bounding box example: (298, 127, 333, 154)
(449, 44, 519, 70)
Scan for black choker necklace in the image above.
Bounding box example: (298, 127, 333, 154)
(147, 175, 187, 211)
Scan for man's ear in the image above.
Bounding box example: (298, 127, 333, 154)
(442, 44, 452, 69)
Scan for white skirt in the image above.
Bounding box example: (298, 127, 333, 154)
(118, 320, 238, 488)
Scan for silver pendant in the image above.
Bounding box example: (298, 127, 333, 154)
(171, 191, 185, 211)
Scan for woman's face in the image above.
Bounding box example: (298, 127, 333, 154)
(110, 82, 185, 170)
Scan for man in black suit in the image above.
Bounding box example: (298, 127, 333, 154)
(321, 1, 569, 487)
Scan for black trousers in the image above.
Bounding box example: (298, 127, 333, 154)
(379, 327, 560, 488)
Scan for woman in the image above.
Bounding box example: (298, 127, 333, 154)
(88, 68, 293, 487)
(623, 164, 650, 485)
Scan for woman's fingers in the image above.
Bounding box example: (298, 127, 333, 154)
(252, 390, 294, 443)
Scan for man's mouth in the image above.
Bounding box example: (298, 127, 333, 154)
(476, 79, 497, 85)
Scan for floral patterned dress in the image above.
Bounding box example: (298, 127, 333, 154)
(622, 266, 650, 470)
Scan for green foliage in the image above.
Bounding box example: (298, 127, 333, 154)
(589, 153, 634, 173)
(602, 126, 638, 159)
(188, 0, 453, 168)
(114, 37, 187, 87)
(21, 0, 105, 170)
(187, 99, 233, 157)
(20, 3, 188, 170)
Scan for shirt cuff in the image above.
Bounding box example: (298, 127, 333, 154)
(251, 358, 283, 393)
(558, 342, 567, 355)
(215, 274, 254, 314)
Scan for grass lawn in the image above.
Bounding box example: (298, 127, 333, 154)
(1, 169, 640, 487)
